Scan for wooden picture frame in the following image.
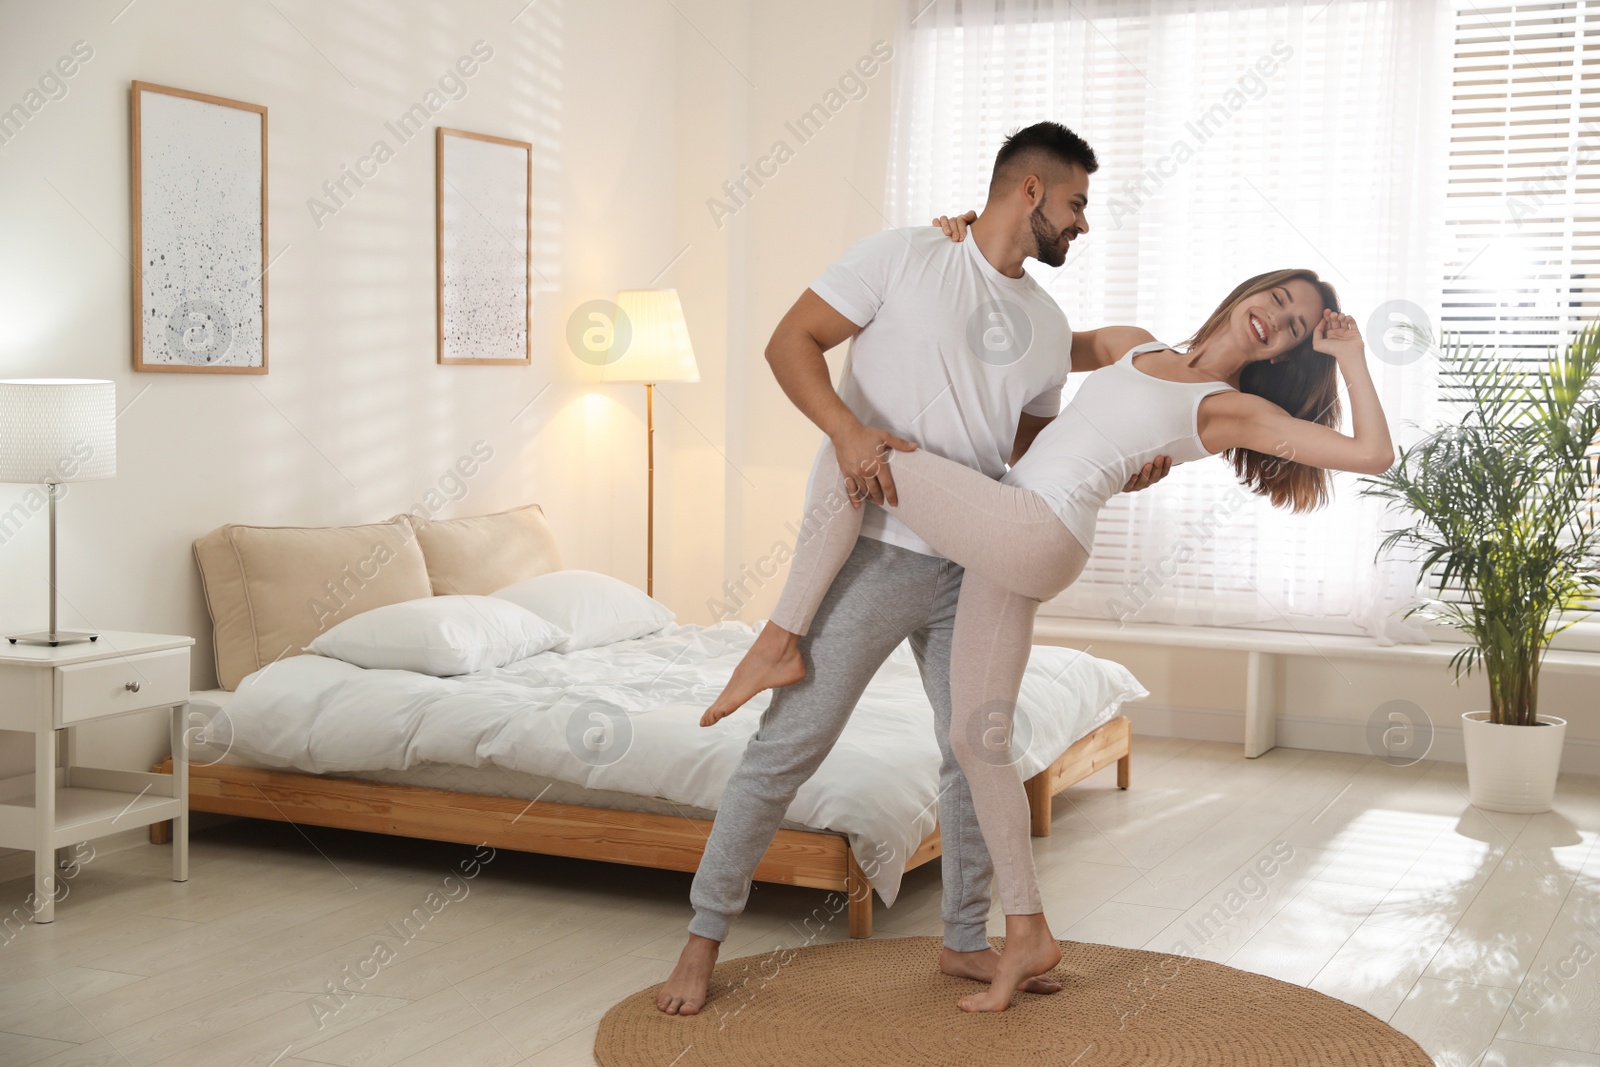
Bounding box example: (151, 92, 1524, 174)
(130, 81, 268, 374)
(435, 127, 532, 365)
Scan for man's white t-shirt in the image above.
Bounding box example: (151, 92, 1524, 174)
(807, 225, 1072, 557)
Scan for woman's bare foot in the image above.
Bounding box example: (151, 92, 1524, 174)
(655, 934, 720, 1015)
(957, 914, 1062, 1013)
(700, 623, 805, 726)
(938, 946, 1062, 995)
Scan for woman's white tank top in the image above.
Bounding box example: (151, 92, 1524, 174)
(1001, 340, 1235, 552)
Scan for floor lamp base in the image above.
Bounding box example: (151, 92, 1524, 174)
(8, 631, 99, 647)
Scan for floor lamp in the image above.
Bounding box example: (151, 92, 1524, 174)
(602, 289, 699, 597)
(0, 379, 118, 645)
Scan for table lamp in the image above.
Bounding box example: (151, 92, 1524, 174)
(0, 379, 117, 645)
(600, 289, 699, 597)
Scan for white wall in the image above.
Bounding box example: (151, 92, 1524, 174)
(0, 0, 907, 791)
(0, 0, 686, 782)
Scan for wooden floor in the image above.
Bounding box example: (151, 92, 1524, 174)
(1, 737, 1597, 1066)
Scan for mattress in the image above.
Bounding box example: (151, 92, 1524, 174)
(188, 689, 775, 832)
(197, 622, 1148, 903)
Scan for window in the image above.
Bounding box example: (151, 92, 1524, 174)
(1445, 1, 1600, 354)
(887, 0, 1451, 639)
(1436, 0, 1600, 636)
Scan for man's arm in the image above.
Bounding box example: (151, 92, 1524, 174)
(1009, 412, 1052, 465)
(1070, 325, 1157, 373)
(1065, 326, 1175, 491)
(766, 289, 917, 508)
(1018, 325, 1177, 490)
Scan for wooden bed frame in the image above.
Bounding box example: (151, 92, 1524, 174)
(154, 715, 1131, 937)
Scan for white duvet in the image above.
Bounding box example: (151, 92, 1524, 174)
(212, 622, 1147, 903)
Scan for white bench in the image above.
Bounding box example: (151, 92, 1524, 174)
(1032, 618, 1600, 758)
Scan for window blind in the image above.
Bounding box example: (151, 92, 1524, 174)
(1436, 1, 1600, 617)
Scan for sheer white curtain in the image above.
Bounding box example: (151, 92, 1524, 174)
(886, 0, 1451, 641)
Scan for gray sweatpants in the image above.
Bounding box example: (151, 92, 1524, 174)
(769, 444, 1091, 916)
(688, 536, 996, 953)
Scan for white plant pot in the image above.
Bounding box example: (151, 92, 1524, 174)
(1460, 711, 1567, 813)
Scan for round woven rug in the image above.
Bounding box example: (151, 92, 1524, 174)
(596, 936, 1432, 1066)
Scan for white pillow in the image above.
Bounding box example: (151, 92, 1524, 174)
(491, 570, 674, 653)
(307, 595, 567, 676)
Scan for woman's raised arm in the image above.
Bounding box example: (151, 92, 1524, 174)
(1214, 310, 1395, 475)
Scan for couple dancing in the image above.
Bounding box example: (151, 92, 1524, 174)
(657, 121, 1394, 1015)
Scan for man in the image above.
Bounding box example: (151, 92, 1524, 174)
(656, 121, 1166, 1016)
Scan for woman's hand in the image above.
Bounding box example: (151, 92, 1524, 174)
(1312, 309, 1364, 363)
(932, 210, 978, 241)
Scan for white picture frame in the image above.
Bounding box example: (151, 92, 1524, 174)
(436, 127, 532, 365)
(131, 81, 267, 374)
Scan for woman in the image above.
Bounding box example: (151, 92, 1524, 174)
(704, 214, 1395, 1012)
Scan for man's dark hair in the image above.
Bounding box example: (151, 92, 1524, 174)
(989, 121, 1098, 196)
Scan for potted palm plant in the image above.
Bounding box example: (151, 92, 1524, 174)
(1361, 323, 1600, 813)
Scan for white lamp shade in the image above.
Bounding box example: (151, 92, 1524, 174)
(600, 289, 700, 384)
(0, 379, 117, 484)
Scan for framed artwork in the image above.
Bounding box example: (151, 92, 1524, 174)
(436, 127, 532, 365)
(131, 81, 267, 374)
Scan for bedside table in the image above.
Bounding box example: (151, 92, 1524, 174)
(0, 631, 194, 922)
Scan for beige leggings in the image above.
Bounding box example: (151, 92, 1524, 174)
(770, 445, 1090, 917)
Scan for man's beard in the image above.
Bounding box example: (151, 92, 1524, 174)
(1030, 202, 1069, 267)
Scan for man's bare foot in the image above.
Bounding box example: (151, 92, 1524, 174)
(939, 946, 1062, 995)
(655, 934, 720, 1015)
(957, 915, 1062, 1013)
(700, 623, 805, 726)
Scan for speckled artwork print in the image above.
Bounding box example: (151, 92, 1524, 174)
(440, 133, 529, 362)
(138, 90, 263, 368)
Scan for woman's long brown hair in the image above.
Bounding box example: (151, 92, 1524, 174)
(1180, 269, 1342, 512)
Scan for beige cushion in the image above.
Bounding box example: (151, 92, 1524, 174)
(193, 516, 433, 690)
(410, 503, 564, 596)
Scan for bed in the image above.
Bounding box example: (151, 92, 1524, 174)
(159, 505, 1143, 936)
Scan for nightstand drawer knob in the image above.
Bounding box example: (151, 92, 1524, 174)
(125, 681, 141, 693)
